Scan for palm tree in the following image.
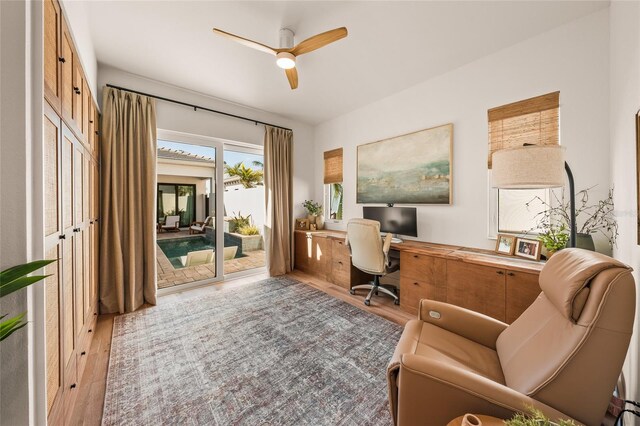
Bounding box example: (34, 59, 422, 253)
(252, 160, 263, 169)
(225, 162, 264, 188)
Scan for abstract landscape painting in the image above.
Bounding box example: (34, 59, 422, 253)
(357, 123, 453, 204)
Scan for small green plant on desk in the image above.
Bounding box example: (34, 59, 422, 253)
(1, 259, 56, 342)
(537, 224, 569, 258)
(302, 200, 322, 216)
(505, 407, 577, 426)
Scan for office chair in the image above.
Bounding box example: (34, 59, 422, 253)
(387, 249, 636, 426)
(346, 218, 400, 306)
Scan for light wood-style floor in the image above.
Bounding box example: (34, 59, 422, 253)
(69, 270, 412, 424)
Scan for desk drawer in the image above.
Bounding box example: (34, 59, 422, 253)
(331, 238, 350, 262)
(401, 252, 440, 281)
(331, 258, 351, 289)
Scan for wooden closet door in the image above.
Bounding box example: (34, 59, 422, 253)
(82, 80, 90, 138)
(60, 18, 74, 122)
(83, 156, 91, 323)
(44, 0, 62, 111)
(72, 57, 84, 134)
(44, 103, 64, 419)
(74, 144, 86, 339)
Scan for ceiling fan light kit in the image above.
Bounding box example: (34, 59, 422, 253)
(276, 52, 296, 69)
(212, 26, 348, 89)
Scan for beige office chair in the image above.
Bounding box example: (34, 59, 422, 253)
(346, 218, 400, 306)
(387, 249, 636, 426)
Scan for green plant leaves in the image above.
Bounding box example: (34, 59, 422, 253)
(0, 312, 28, 342)
(0, 259, 55, 298)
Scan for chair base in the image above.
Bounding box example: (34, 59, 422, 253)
(350, 275, 399, 306)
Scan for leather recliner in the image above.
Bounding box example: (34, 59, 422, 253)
(387, 248, 636, 426)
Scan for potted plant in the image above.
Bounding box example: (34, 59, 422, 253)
(1, 259, 55, 341)
(504, 407, 577, 426)
(537, 224, 569, 259)
(528, 187, 618, 251)
(302, 200, 323, 229)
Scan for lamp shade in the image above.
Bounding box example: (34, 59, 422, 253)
(491, 145, 565, 188)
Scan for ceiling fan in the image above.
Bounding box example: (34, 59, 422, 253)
(212, 26, 348, 90)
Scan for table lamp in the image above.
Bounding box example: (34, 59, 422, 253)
(491, 145, 577, 248)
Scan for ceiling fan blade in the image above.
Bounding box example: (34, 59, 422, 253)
(290, 27, 348, 56)
(212, 28, 277, 56)
(285, 67, 298, 90)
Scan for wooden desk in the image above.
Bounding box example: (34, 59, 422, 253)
(293, 230, 544, 323)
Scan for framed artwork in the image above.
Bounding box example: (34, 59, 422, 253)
(356, 123, 453, 204)
(495, 234, 516, 255)
(636, 109, 640, 245)
(515, 237, 541, 261)
(295, 218, 309, 230)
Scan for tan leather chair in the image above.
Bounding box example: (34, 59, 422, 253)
(387, 249, 636, 426)
(346, 218, 400, 306)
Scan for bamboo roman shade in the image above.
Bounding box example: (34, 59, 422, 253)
(487, 91, 559, 168)
(324, 148, 343, 184)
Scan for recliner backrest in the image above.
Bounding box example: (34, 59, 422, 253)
(496, 249, 635, 425)
(346, 219, 385, 275)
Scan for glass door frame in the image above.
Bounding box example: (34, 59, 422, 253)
(156, 129, 267, 296)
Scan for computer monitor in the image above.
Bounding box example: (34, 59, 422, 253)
(362, 206, 418, 239)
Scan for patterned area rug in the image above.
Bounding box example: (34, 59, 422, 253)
(102, 276, 403, 425)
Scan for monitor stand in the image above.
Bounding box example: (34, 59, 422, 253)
(386, 233, 403, 244)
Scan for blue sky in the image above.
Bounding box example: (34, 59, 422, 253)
(158, 140, 263, 169)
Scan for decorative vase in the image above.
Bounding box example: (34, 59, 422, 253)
(462, 414, 482, 426)
(546, 250, 556, 259)
(316, 215, 325, 230)
(307, 214, 317, 225)
(576, 233, 595, 251)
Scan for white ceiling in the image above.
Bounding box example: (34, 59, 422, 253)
(85, 1, 607, 125)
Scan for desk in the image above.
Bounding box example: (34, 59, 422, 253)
(293, 230, 544, 323)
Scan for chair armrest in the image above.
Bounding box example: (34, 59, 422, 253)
(418, 299, 507, 349)
(394, 354, 576, 426)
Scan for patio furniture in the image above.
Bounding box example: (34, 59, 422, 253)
(159, 215, 180, 232)
(189, 216, 213, 234)
(180, 249, 214, 267)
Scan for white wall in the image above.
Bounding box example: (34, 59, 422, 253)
(97, 65, 315, 220)
(0, 1, 46, 424)
(224, 186, 266, 235)
(314, 10, 611, 251)
(60, 0, 98, 99)
(610, 0, 640, 414)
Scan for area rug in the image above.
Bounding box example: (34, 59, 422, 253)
(102, 276, 403, 425)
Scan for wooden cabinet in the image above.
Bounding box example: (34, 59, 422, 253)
(400, 252, 447, 315)
(505, 270, 540, 323)
(44, 3, 101, 422)
(44, 0, 62, 110)
(446, 260, 506, 321)
(294, 231, 372, 289)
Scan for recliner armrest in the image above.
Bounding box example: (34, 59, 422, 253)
(418, 299, 508, 349)
(397, 354, 577, 426)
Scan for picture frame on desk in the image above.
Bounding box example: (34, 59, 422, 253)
(495, 234, 516, 255)
(515, 237, 541, 261)
(295, 218, 310, 230)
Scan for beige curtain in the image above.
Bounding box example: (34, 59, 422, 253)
(99, 87, 157, 313)
(264, 126, 293, 276)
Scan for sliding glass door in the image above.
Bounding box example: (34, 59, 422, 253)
(155, 130, 266, 292)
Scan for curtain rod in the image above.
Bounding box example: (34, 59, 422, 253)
(106, 84, 293, 132)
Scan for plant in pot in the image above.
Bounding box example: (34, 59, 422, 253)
(228, 211, 252, 233)
(302, 200, 323, 229)
(504, 407, 577, 426)
(527, 186, 618, 251)
(537, 224, 569, 259)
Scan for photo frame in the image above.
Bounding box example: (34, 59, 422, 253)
(295, 218, 309, 230)
(495, 234, 516, 255)
(309, 223, 318, 231)
(515, 237, 541, 261)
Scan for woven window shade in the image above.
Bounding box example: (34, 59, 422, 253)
(488, 91, 559, 168)
(324, 148, 343, 184)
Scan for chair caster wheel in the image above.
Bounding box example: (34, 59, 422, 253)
(364, 300, 370, 306)
(350, 289, 355, 295)
(394, 299, 400, 305)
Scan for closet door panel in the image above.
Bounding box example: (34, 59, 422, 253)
(44, 0, 61, 110)
(60, 19, 74, 122)
(44, 104, 61, 239)
(45, 245, 62, 415)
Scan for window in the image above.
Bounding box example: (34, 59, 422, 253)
(487, 92, 560, 237)
(323, 148, 343, 222)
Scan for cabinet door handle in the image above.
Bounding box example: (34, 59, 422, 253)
(413, 282, 419, 286)
(337, 261, 342, 265)
(413, 255, 419, 259)
(507, 272, 515, 276)
(73, 228, 80, 232)
(59, 234, 66, 240)
(89, 120, 94, 124)
(496, 271, 504, 275)
(81, 351, 86, 356)
(58, 57, 66, 63)
(70, 383, 76, 389)
(88, 329, 92, 333)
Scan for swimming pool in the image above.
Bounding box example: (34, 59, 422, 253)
(157, 236, 243, 269)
